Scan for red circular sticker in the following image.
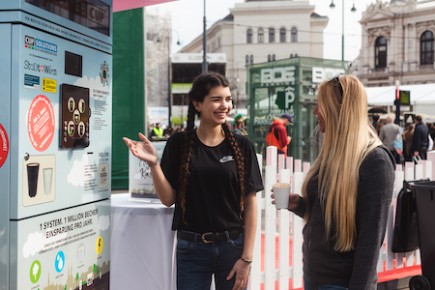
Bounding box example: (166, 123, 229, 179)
(0, 124, 9, 168)
(27, 95, 55, 152)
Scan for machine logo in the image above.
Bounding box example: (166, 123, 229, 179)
(24, 60, 57, 76)
(24, 35, 58, 56)
(99, 61, 110, 87)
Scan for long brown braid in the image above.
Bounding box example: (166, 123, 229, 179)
(177, 72, 247, 224)
(221, 122, 246, 214)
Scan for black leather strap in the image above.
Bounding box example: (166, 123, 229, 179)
(177, 230, 242, 244)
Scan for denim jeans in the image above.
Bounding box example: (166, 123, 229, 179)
(304, 277, 348, 290)
(176, 232, 244, 290)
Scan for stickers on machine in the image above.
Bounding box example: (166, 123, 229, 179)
(0, 123, 9, 168)
(27, 94, 55, 152)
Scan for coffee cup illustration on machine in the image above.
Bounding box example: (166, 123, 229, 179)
(27, 162, 40, 198)
(43, 167, 53, 195)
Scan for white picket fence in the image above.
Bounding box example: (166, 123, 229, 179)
(247, 148, 435, 290)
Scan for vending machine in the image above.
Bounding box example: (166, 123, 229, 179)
(0, 1, 112, 289)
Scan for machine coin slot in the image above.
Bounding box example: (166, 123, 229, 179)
(60, 84, 90, 148)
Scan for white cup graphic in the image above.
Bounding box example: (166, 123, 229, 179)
(273, 183, 291, 210)
(43, 168, 53, 195)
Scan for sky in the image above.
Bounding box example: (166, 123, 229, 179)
(147, 0, 377, 62)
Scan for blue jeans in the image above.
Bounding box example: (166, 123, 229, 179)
(176, 232, 244, 290)
(304, 277, 348, 290)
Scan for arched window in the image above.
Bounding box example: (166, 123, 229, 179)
(375, 36, 387, 69)
(290, 27, 298, 43)
(420, 30, 434, 65)
(280, 27, 286, 43)
(246, 28, 253, 44)
(245, 55, 249, 66)
(269, 27, 275, 43)
(250, 54, 254, 64)
(258, 28, 264, 44)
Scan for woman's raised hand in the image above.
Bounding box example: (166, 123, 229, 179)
(123, 133, 158, 167)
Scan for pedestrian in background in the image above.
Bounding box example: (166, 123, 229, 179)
(411, 115, 429, 160)
(273, 75, 395, 289)
(232, 114, 248, 136)
(150, 122, 164, 140)
(379, 115, 402, 164)
(124, 72, 263, 290)
(371, 114, 379, 132)
(265, 113, 292, 155)
(403, 124, 414, 162)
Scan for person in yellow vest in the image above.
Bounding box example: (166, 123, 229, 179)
(150, 123, 164, 140)
(265, 113, 292, 155)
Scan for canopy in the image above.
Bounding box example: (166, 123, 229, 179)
(113, 0, 176, 12)
(366, 83, 435, 106)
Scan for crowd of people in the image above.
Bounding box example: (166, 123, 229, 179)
(125, 72, 402, 290)
(374, 113, 435, 164)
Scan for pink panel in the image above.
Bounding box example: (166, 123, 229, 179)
(113, 0, 176, 12)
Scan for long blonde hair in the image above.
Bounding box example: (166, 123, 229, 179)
(302, 75, 382, 251)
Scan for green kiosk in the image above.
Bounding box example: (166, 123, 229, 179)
(247, 57, 348, 162)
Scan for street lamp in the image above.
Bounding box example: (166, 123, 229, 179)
(202, 0, 208, 73)
(329, 0, 356, 61)
(157, 30, 181, 129)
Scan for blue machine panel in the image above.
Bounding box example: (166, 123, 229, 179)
(0, 1, 112, 289)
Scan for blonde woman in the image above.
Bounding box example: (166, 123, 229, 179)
(275, 76, 395, 289)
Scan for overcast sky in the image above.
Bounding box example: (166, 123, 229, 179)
(147, 0, 377, 61)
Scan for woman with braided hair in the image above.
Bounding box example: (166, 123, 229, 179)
(123, 72, 263, 290)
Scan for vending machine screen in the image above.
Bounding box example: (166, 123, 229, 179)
(25, 0, 110, 36)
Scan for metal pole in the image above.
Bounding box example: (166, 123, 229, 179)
(202, 0, 208, 73)
(168, 35, 172, 128)
(341, 0, 344, 61)
(395, 80, 400, 125)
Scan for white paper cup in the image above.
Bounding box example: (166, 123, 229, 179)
(273, 183, 290, 210)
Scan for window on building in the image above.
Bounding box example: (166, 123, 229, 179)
(258, 28, 264, 44)
(267, 54, 276, 62)
(246, 55, 254, 65)
(420, 30, 434, 65)
(269, 27, 275, 43)
(375, 36, 387, 68)
(291, 27, 298, 43)
(280, 27, 286, 43)
(247, 28, 253, 44)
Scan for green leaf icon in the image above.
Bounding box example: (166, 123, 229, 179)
(29, 260, 42, 284)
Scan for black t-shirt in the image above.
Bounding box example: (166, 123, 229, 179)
(160, 130, 264, 233)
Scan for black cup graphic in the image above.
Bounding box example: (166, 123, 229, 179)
(27, 163, 40, 198)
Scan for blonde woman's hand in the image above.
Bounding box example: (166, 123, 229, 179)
(271, 190, 302, 211)
(123, 133, 158, 167)
(226, 258, 251, 290)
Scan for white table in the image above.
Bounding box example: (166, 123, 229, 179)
(110, 193, 176, 290)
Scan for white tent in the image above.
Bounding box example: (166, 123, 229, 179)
(365, 83, 435, 116)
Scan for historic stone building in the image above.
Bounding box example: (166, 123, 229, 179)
(179, 0, 328, 108)
(351, 0, 435, 87)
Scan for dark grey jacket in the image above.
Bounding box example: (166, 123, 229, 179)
(292, 146, 395, 290)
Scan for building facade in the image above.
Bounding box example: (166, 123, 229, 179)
(179, 0, 328, 108)
(351, 0, 435, 87)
